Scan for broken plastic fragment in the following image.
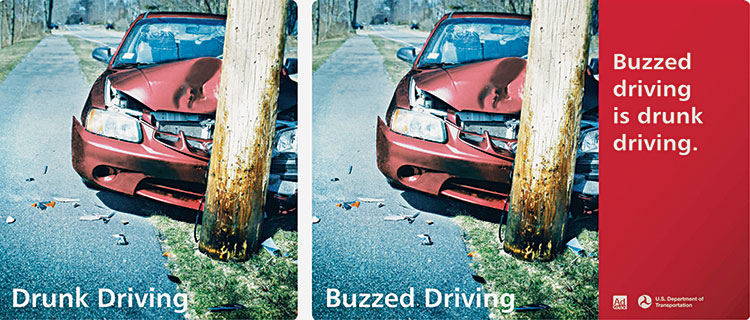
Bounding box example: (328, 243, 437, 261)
(121, 220, 129, 225)
(468, 251, 477, 257)
(53, 197, 80, 203)
(6, 216, 15, 224)
(330, 177, 340, 182)
(113, 234, 128, 245)
(312, 216, 320, 224)
(358, 197, 384, 203)
(208, 304, 245, 312)
(385, 212, 420, 223)
(566, 237, 589, 257)
(348, 166, 353, 174)
(425, 220, 434, 225)
(336, 201, 360, 210)
(25, 178, 34, 182)
(418, 233, 433, 245)
(163, 252, 173, 257)
(43, 165, 48, 175)
(377, 202, 385, 208)
(261, 238, 281, 257)
(31, 201, 55, 210)
(471, 274, 486, 284)
(167, 275, 182, 284)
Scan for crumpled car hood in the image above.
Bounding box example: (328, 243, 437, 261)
(108, 57, 222, 114)
(413, 57, 526, 114)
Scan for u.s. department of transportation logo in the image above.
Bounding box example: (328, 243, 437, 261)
(638, 295, 652, 309)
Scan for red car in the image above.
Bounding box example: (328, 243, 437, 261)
(72, 12, 297, 211)
(376, 12, 598, 213)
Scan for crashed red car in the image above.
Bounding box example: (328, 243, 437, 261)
(72, 12, 297, 211)
(376, 12, 598, 213)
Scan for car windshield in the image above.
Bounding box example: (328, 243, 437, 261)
(418, 17, 530, 68)
(112, 17, 225, 68)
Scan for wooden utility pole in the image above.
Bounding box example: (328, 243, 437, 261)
(503, 0, 593, 262)
(198, 0, 287, 261)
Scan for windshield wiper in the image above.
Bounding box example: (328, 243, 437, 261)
(112, 62, 152, 69)
(419, 62, 456, 69)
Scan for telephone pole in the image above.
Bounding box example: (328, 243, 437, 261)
(199, 0, 288, 261)
(503, 0, 593, 261)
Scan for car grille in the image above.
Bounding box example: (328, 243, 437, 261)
(456, 111, 519, 140)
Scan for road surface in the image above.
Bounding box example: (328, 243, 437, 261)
(367, 25, 430, 49)
(312, 35, 490, 319)
(0, 35, 185, 318)
(62, 25, 125, 48)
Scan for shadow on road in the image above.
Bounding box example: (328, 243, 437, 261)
(399, 189, 502, 223)
(95, 190, 198, 223)
(95, 189, 298, 239)
(398, 187, 599, 244)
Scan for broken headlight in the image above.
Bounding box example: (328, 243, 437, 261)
(390, 108, 447, 143)
(85, 108, 141, 143)
(408, 77, 433, 109)
(273, 127, 297, 156)
(104, 77, 128, 109)
(579, 129, 599, 153)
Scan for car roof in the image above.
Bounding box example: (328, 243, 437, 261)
(136, 12, 226, 21)
(442, 12, 530, 20)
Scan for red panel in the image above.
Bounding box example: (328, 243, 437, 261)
(600, 1, 749, 318)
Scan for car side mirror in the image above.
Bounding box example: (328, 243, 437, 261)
(284, 58, 298, 75)
(92, 47, 112, 64)
(397, 47, 417, 64)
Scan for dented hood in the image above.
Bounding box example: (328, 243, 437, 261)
(108, 57, 222, 114)
(414, 57, 526, 114)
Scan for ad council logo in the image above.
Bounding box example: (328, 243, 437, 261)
(638, 295, 652, 309)
(613, 295, 627, 310)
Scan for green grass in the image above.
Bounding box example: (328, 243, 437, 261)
(0, 36, 45, 84)
(150, 216, 298, 319)
(312, 37, 348, 72)
(65, 35, 108, 85)
(368, 35, 413, 85)
(455, 215, 599, 319)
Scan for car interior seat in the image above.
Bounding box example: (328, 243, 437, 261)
(149, 31, 178, 62)
(452, 31, 482, 63)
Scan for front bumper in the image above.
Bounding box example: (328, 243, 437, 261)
(376, 116, 514, 209)
(72, 117, 209, 210)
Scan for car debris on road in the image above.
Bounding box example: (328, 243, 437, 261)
(79, 212, 115, 223)
(336, 200, 360, 210)
(418, 233, 433, 245)
(6, 216, 15, 224)
(113, 234, 128, 245)
(384, 212, 420, 223)
(31, 201, 56, 210)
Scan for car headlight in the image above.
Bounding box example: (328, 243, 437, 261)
(579, 129, 599, 153)
(390, 108, 447, 143)
(85, 108, 141, 143)
(273, 127, 297, 156)
(104, 77, 129, 109)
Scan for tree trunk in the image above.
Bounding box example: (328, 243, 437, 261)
(198, 0, 287, 262)
(10, 0, 16, 44)
(47, 0, 53, 29)
(503, 0, 592, 262)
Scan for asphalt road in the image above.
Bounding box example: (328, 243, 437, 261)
(367, 25, 430, 49)
(63, 24, 125, 48)
(312, 35, 489, 319)
(0, 36, 185, 318)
